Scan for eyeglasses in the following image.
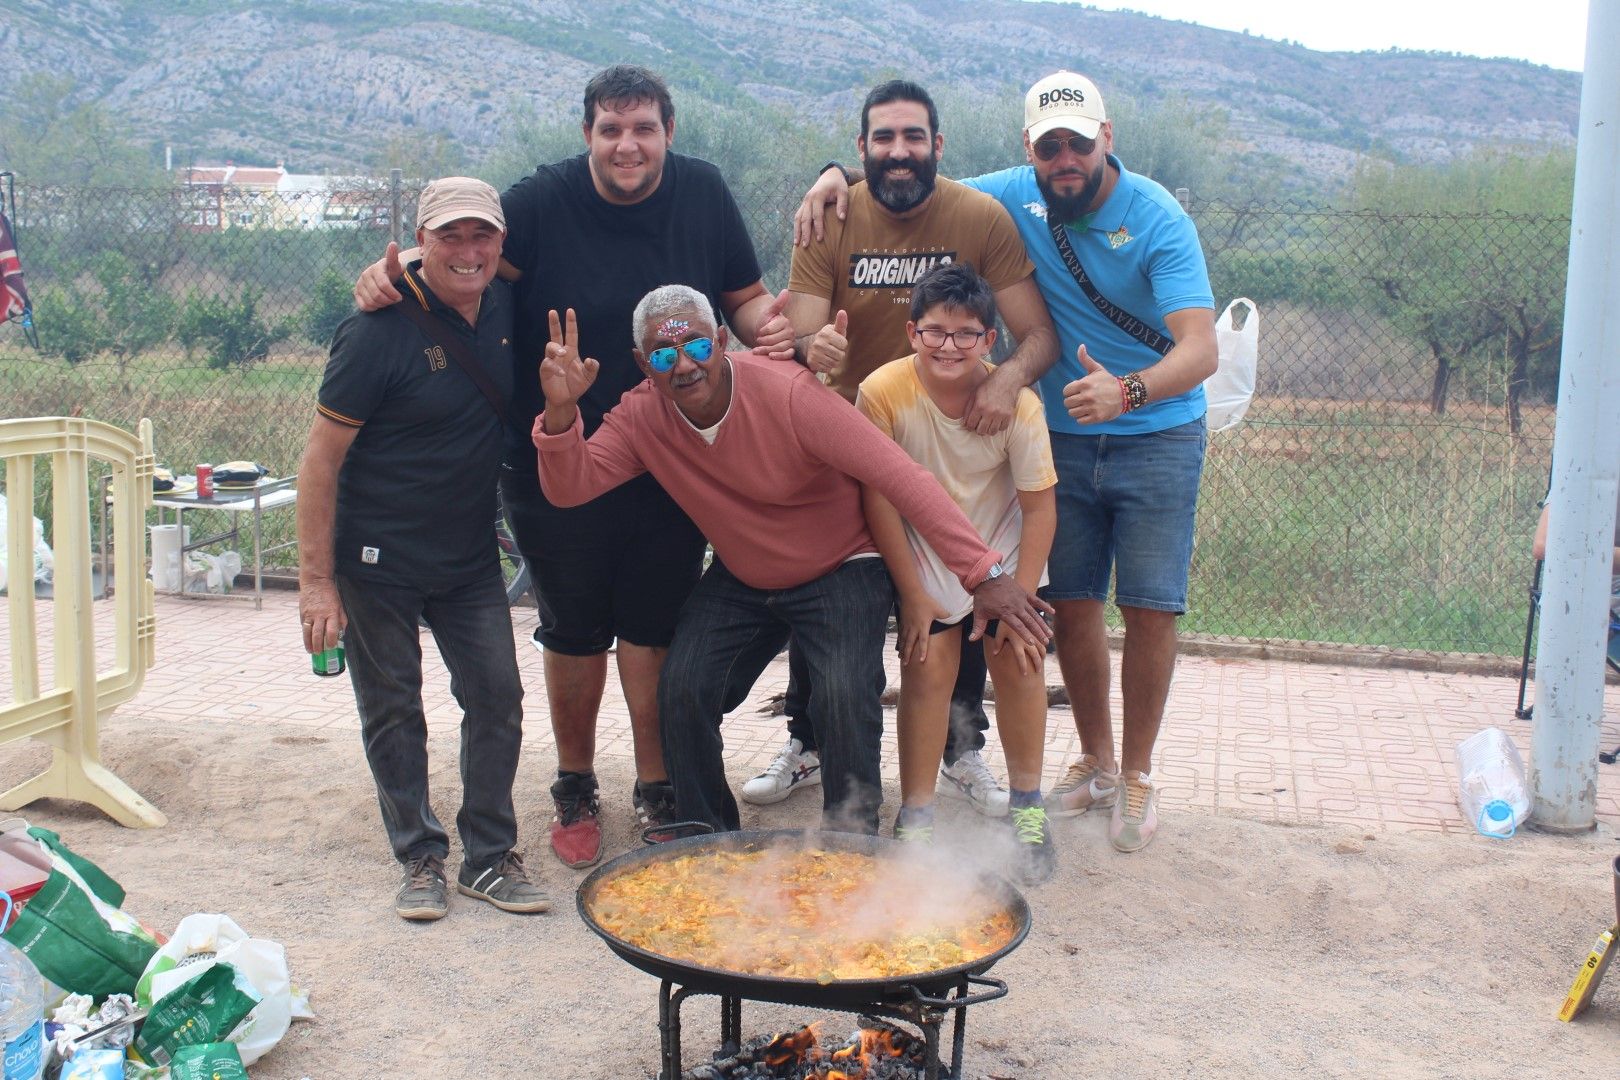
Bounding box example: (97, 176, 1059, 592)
(647, 337, 715, 373)
(1032, 134, 1097, 161)
(916, 327, 988, 349)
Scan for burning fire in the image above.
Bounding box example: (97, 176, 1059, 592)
(757, 1023, 917, 1079)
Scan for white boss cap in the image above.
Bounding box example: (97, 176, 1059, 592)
(1024, 71, 1107, 142)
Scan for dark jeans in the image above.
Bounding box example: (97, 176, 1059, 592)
(337, 571, 524, 870)
(785, 626, 988, 765)
(660, 558, 895, 834)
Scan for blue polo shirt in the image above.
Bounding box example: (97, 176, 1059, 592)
(965, 157, 1213, 436)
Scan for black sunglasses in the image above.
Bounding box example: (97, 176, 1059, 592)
(1033, 134, 1097, 161)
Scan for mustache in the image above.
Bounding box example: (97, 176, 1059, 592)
(876, 158, 923, 175)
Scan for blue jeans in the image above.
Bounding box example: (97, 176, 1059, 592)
(660, 558, 895, 834)
(1045, 418, 1207, 612)
(337, 571, 524, 869)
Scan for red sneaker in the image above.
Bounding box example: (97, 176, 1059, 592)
(549, 771, 602, 869)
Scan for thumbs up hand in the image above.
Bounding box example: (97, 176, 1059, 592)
(354, 241, 406, 310)
(1062, 345, 1127, 425)
(806, 309, 849, 376)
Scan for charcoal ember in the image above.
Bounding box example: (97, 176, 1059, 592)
(700, 1021, 933, 1079)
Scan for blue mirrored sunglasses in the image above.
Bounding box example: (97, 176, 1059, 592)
(647, 337, 715, 373)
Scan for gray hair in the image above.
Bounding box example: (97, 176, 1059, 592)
(632, 285, 716, 350)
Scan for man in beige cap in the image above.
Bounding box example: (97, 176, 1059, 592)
(298, 176, 551, 921)
(798, 71, 1219, 853)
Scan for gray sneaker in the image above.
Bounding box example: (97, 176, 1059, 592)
(938, 749, 1010, 817)
(396, 853, 448, 922)
(456, 851, 552, 914)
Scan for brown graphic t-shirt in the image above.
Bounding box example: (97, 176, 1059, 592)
(788, 177, 1034, 401)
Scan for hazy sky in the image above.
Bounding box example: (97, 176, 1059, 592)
(1066, 1, 1589, 72)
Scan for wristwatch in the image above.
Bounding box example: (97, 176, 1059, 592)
(984, 562, 1006, 583)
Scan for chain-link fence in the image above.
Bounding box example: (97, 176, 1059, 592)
(0, 181, 1563, 659)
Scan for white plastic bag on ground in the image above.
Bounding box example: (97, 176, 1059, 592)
(0, 492, 55, 588)
(1206, 298, 1258, 433)
(181, 550, 242, 594)
(135, 913, 313, 1065)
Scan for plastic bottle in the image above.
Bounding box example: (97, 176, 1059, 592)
(1454, 726, 1532, 838)
(0, 896, 44, 1080)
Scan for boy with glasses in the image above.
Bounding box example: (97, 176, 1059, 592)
(857, 263, 1058, 883)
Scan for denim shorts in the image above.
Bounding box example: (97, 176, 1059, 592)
(1045, 418, 1206, 613)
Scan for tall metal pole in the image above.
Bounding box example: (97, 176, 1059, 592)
(390, 168, 403, 251)
(1530, 0, 1620, 832)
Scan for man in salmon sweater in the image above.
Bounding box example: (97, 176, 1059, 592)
(533, 285, 1053, 834)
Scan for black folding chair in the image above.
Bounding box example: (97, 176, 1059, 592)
(1515, 558, 1620, 763)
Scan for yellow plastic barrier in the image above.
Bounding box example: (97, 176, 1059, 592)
(1, 417, 164, 827)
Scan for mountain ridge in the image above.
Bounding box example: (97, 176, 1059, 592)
(0, 0, 1580, 191)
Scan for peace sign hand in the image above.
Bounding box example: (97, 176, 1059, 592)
(540, 308, 600, 409)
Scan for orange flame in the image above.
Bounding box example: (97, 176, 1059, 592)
(808, 1027, 910, 1077)
(762, 1023, 822, 1067)
(756, 1023, 913, 1078)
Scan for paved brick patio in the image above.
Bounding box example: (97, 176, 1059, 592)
(9, 588, 1620, 835)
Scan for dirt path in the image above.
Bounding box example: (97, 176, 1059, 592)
(2, 717, 1616, 1079)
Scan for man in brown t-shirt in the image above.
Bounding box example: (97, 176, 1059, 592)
(744, 79, 1057, 819)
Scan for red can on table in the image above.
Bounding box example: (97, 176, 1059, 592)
(196, 463, 214, 499)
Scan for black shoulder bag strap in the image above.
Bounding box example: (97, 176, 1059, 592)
(392, 292, 523, 438)
(1047, 215, 1174, 358)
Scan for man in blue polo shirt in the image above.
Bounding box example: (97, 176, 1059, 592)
(797, 70, 1217, 852)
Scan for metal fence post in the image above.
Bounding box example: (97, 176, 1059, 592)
(390, 168, 403, 250)
(1529, 0, 1620, 832)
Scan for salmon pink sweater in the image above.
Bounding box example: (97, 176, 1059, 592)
(534, 354, 1001, 591)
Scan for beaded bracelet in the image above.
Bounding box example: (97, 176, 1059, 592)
(1120, 372, 1148, 412)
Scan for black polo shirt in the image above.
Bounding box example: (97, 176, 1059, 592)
(316, 263, 514, 587)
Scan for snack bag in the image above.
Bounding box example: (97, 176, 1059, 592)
(171, 1041, 249, 1080)
(132, 963, 259, 1068)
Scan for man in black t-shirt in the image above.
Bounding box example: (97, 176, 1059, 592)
(355, 66, 785, 871)
(300, 177, 549, 923)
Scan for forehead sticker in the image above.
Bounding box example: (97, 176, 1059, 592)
(655, 317, 690, 339)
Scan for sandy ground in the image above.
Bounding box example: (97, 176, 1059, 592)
(1, 713, 1618, 1080)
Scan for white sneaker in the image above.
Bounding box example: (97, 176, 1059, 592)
(740, 738, 822, 805)
(937, 750, 1010, 817)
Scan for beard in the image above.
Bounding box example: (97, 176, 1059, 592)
(865, 153, 938, 214)
(1036, 159, 1105, 223)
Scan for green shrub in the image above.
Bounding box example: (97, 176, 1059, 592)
(177, 287, 289, 369)
(300, 269, 355, 348)
(32, 252, 174, 367)
(33, 284, 111, 364)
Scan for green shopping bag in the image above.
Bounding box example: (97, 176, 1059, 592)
(0, 829, 155, 998)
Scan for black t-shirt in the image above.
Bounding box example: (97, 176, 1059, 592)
(499, 151, 762, 459)
(317, 265, 515, 587)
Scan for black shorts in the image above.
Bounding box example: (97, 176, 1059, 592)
(891, 609, 998, 651)
(500, 468, 706, 655)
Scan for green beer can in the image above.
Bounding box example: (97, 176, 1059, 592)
(312, 639, 346, 677)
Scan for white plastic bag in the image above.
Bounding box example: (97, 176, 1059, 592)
(1206, 298, 1258, 433)
(1454, 727, 1532, 838)
(0, 492, 55, 588)
(134, 913, 313, 1065)
(181, 550, 242, 594)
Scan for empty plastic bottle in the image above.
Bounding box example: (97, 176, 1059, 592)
(1454, 726, 1532, 838)
(0, 897, 44, 1080)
